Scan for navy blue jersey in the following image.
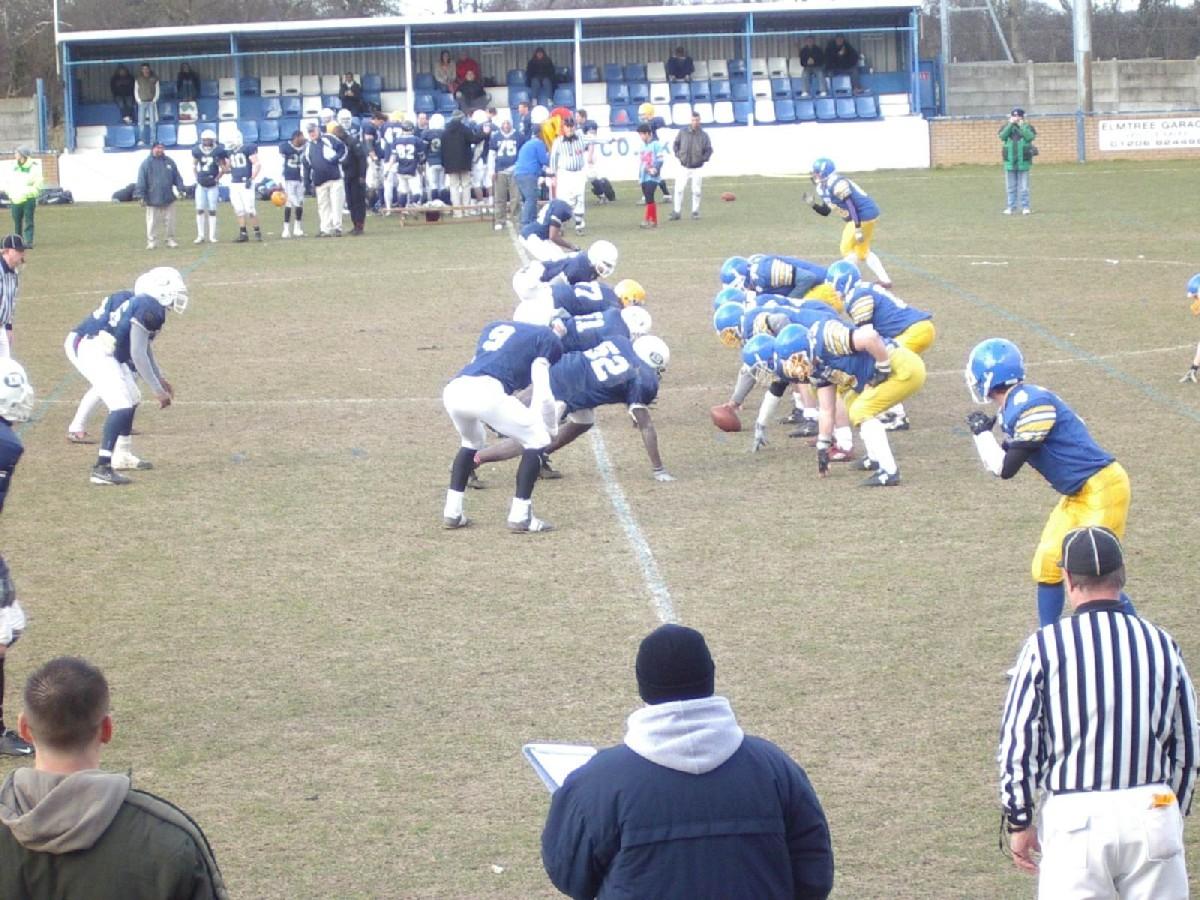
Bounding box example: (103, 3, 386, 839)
(521, 199, 574, 240)
(228, 144, 257, 186)
(0, 420, 23, 515)
(539, 253, 597, 285)
(73, 290, 134, 336)
(551, 281, 621, 317)
(77, 294, 167, 367)
(422, 128, 444, 165)
(192, 143, 228, 188)
(388, 135, 424, 176)
(490, 130, 521, 171)
(561, 308, 629, 352)
(550, 337, 659, 413)
(457, 321, 563, 394)
(280, 140, 304, 181)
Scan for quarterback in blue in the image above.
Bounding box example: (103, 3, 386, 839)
(0, 358, 34, 757)
(806, 157, 892, 287)
(443, 320, 563, 533)
(1182, 273, 1200, 383)
(965, 338, 1133, 625)
(520, 198, 579, 261)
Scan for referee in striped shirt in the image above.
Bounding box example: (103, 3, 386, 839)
(548, 116, 588, 235)
(0, 234, 25, 359)
(999, 525, 1199, 898)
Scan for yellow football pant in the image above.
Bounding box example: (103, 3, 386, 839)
(840, 218, 877, 261)
(840, 347, 926, 426)
(1032, 461, 1131, 584)
(803, 283, 844, 315)
(895, 320, 936, 355)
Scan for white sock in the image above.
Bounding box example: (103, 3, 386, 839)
(208, 215, 217, 241)
(196, 214, 205, 238)
(444, 490, 464, 519)
(115, 435, 133, 457)
(888, 403, 906, 419)
(860, 418, 897, 474)
(866, 251, 891, 283)
(834, 425, 853, 452)
(509, 497, 531, 522)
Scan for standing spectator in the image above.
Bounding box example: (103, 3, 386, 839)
(797, 36, 825, 97)
(175, 62, 200, 103)
(301, 122, 347, 237)
(665, 46, 695, 81)
(337, 124, 368, 235)
(526, 47, 557, 108)
(135, 140, 185, 250)
(671, 112, 712, 221)
(636, 123, 666, 230)
(3, 148, 42, 249)
(1183, 274, 1200, 383)
(489, 116, 521, 231)
(456, 50, 481, 86)
(513, 123, 549, 227)
(441, 111, 481, 217)
(542, 624, 835, 900)
(0, 235, 25, 359)
(548, 115, 588, 235)
(999, 526, 1200, 898)
(339, 72, 365, 118)
(0, 656, 229, 898)
(823, 35, 862, 93)
(455, 69, 490, 114)
(515, 100, 533, 143)
(1000, 107, 1036, 215)
(134, 63, 160, 146)
(434, 50, 456, 93)
(0, 360, 33, 758)
(109, 65, 135, 124)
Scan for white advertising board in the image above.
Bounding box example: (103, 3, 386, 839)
(1097, 117, 1200, 152)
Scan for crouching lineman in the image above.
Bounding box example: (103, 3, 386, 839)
(512, 241, 619, 306)
(964, 338, 1133, 625)
(443, 320, 562, 533)
(1182, 273, 1200, 383)
(474, 333, 673, 483)
(514, 274, 643, 327)
(67, 267, 187, 485)
(520, 197, 579, 262)
(776, 317, 925, 486)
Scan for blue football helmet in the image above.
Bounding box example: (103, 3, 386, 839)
(714, 302, 745, 348)
(712, 286, 745, 311)
(775, 323, 815, 382)
(1187, 273, 1200, 298)
(753, 293, 785, 309)
(741, 333, 777, 381)
(965, 338, 1025, 404)
(825, 260, 861, 297)
(811, 157, 836, 184)
(719, 256, 750, 288)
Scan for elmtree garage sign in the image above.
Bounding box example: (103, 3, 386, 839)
(1098, 117, 1200, 151)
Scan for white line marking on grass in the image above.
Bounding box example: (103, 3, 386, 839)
(506, 224, 677, 624)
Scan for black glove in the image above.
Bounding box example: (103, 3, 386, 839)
(966, 411, 996, 435)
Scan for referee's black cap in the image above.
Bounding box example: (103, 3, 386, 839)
(1061, 526, 1124, 576)
(1, 234, 27, 252)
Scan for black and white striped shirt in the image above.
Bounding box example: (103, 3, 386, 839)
(549, 135, 586, 174)
(0, 257, 17, 328)
(999, 601, 1200, 827)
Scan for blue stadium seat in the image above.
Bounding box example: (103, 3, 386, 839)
(278, 117, 300, 138)
(628, 82, 650, 103)
(262, 97, 282, 119)
(239, 77, 260, 96)
(280, 96, 302, 117)
(815, 97, 837, 121)
(105, 125, 137, 150)
(733, 101, 751, 125)
(790, 77, 810, 98)
(414, 92, 436, 114)
(582, 65, 602, 83)
(556, 67, 572, 83)
(771, 78, 792, 100)
(197, 98, 219, 122)
(159, 81, 177, 100)
(258, 119, 280, 143)
(414, 73, 436, 90)
(835, 97, 857, 119)
(507, 68, 526, 86)
(831, 74, 853, 97)
(689, 80, 711, 102)
(603, 64, 624, 83)
(157, 101, 177, 122)
(156, 123, 177, 146)
(239, 97, 262, 120)
(624, 63, 646, 82)
(76, 103, 122, 126)
(606, 82, 630, 104)
(727, 59, 747, 77)
(321, 95, 341, 110)
(709, 79, 732, 101)
(363, 91, 381, 110)
(854, 94, 880, 119)
(795, 98, 816, 122)
(200, 80, 219, 98)
(362, 73, 383, 92)
(610, 105, 635, 128)
(774, 99, 796, 122)
(731, 81, 750, 102)
(436, 93, 457, 114)
(237, 120, 259, 142)
(509, 88, 531, 107)
(553, 86, 575, 107)
(668, 82, 689, 103)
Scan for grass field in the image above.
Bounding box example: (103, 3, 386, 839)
(2, 159, 1199, 899)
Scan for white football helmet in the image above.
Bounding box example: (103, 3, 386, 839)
(470, 109, 488, 126)
(620, 306, 652, 338)
(319, 107, 335, 124)
(336, 108, 353, 127)
(226, 129, 243, 150)
(587, 240, 618, 278)
(633, 335, 670, 373)
(0, 358, 35, 423)
(530, 105, 550, 126)
(134, 266, 189, 314)
(429, 113, 445, 130)
(200, 129, 216, 148)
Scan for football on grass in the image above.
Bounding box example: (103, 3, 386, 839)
(710, 404, 742, 432)
(720, 191, 736, 202)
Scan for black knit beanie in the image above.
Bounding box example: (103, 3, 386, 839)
(635, 624, 715, 704)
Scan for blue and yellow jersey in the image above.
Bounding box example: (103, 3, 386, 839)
(808, 319, 878, 391)
(749, 256, 826, 298)
(844, 284, 931, 338)
(1001, 384, 1115, 496)
(819, 175, 880, 223)
(743, 302, 838, 341)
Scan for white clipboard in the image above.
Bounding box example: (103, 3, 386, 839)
(523, 742, 597, 793)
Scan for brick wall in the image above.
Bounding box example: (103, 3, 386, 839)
(931, 112, 1200, 166)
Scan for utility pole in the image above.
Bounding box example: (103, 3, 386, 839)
(940, 0, 951, 65)
(1073, 0, 1093, 113)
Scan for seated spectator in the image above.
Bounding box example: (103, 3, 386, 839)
(797, 36, 825, 97)
(526, 47, 556, 108)
(666, 46, 694, 81)
(110, 64, 135, 124)
(824, 34, 863, 93)
(456, 51, 481, 87)
(455, 70, 490, 114)
(339, 72, 365, 117)
(175, 62, 201, 103)
(435, 50, 457, 93)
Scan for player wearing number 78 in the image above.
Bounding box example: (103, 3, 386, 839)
(443, 320, 563, 533)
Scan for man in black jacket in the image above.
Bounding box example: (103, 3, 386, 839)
(823, 35, 863, 93)
(336, 125, 368, 235)
(797, 36, 825, 97)
(441, 111, 481, 218)
(135, 141, 185, 249)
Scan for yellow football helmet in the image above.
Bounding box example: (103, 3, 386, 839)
(615, 279, 646, 307)
(638, 102, 655, 120)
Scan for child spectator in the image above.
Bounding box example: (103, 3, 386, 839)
(636, 123, 665, 230)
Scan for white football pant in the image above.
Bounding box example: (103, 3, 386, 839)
(512, 285, 556, 326)
(74, 335, 141, 412)
(443, 375, 552, 451)
(521, 234, 567, 263)
(424, 164, 444, 197)
(229, 183, 257, 218)
(554, 169, 586, 227)
(283, 180, 304, 208)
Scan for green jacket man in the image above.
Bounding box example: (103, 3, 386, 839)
(999, 107, 1036, 214)
(3, 149, 43, 247)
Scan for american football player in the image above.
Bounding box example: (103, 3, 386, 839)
(0, 357, 34, 756)
(69, 267, 187, 485)
(637, 103, 671, 205)
(514, 278, 638, 326)
(746, 255, 836, 307)
(806, 158, 892, 287)
(225, 130, 262, 243)
(386, 120, 426, 215)
(520, 198, 579, 262)
(191, 129, 228, 244)
(965, 338, 1133, 625)
(1182, 273, 1200, 383)
(64, 288, 133, 443)
(719, 256, 750, 290)
(443, 320, 563, 532)
(422, 113, 446, 204)
(279, 130, 307, 238)
(560, 306, 652, 353)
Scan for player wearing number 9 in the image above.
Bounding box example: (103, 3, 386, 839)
(443, 320, 564, 533)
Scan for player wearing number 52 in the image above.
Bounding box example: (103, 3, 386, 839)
(442, 320, 563, 533)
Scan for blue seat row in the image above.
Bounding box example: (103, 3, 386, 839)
(104, 117, 313, 151)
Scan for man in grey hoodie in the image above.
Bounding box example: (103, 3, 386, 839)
(542, 624, 834, 899)
(0, 656, 228, 899)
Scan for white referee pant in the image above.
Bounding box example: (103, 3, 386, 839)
(73, 335, 141, 412)
(1037, 784, 1188, 900)
(555, 169, 587, 229)
(0, 326, 10, 359)
(673, 167, 704, 215)
(0, 599, 26, 646)
(443, 375, 552, 451)
(521, 234, 566, 263)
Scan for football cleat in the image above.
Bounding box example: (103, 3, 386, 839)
(788, 420, 819, 438)
(539, 454, 562, 480)
(779, 408, 804, 425)
(292, 224, 304, 237)
(90, 464, 132, 485)
(234, 233, 249, 243)
(883, 416, 910, 432)
(67, 431, 94, 444)
(507, 516, 554, 534)
(860, 457, 879, 471)
(861, 469, 901, 487)
(443, 513, 469, 529)
(193, 235, 205, 244)
(111, 454, 154, 471)
(466, 470, 486, 490)
(827, 446, 856, 463)
(0, 729, 33, 757)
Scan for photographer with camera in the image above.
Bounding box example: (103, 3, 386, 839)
(1000, 107, 1037, 215)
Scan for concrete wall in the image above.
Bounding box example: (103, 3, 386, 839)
(946, 58, 1200, 117)
(0, 98, 38, 149)
(930, 111, 1200, 166)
